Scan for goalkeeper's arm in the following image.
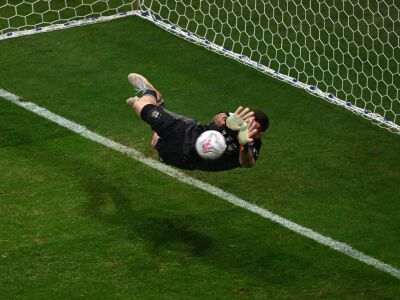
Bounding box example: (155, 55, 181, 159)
(238, 118, 258, 168)
(239, 145, 255, 168)
(225, 106, 258, 167)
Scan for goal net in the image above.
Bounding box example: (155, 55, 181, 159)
(0, 0, 139, 39)
(1, 0, 399, 134)
(138, 0, 400, 133)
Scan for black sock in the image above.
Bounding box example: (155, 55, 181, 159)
(143, 89, 158, 100)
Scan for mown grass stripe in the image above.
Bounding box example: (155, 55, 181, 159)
(1, 87, 399, 280)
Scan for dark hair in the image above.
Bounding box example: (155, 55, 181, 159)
(253, 110, 269, 132)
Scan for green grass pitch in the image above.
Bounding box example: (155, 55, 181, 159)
(0, 16, 400, 298)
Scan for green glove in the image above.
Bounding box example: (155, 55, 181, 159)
(238, 122, 251, 145)
(226, 106, 254, 131)
(226, 114, 244, 131)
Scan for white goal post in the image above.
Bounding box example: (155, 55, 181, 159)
(1, 0, 399, 134)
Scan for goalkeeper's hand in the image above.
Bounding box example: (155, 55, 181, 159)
(238, 117, 258, 146)
(225, 106, 254, 131)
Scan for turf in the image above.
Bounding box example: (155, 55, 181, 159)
(0, 16, 399, 298)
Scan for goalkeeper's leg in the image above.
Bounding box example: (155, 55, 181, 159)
(127, 95, 157, 116)
(126, 73, 162, 116)
(151, 132, 160, 148)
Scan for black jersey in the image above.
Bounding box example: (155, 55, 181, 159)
(183, 123, 261, 171)
(141, 104, 262, 172)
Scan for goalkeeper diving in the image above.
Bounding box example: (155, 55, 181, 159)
(126, 73, 269, 172)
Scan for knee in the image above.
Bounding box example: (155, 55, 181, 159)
(151, 132, 160, 148)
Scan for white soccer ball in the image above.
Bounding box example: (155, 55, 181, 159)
(195, 130, 227, 160)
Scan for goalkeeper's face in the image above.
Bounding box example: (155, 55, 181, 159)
(253, 121, 265, 139)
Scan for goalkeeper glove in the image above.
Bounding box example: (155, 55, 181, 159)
(238, 122, 252, 146)
(226, 114, 243, 131)
(226, 106, 254, 131)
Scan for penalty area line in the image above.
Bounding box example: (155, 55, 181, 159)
(1, 87, 399, 280)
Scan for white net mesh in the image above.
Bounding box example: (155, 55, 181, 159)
(1, 0, 399, 133)
(139, 0, 400, 133)
(0, 0, 138, 38)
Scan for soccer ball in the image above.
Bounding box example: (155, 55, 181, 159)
(195, 130, 227, 160)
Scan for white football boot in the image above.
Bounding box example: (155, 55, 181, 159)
(127, 73, 163, 106)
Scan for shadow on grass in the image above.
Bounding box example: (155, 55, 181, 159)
(84, 175, 213, 257)
(78, 169, 397, 292)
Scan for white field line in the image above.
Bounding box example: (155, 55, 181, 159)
(1, 88, 399, 280)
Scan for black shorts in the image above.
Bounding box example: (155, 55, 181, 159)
(141, 104, 199, 167)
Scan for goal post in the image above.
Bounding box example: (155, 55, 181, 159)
(1, 0, 399, 134)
